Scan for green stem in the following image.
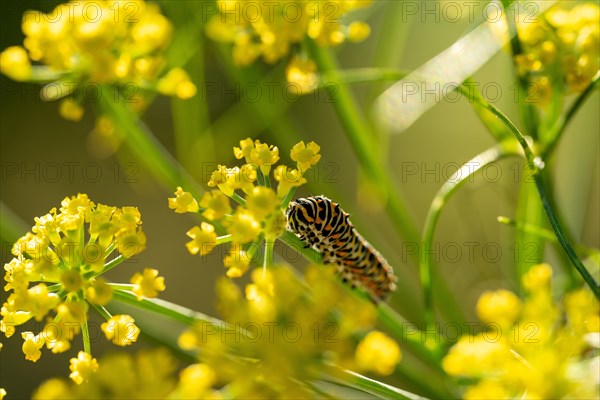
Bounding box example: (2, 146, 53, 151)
(91, 303, 112, 320)
(472, 95, 599, 298)
(98, 91, 204, 198)
(501, 0, 538, 138)
(216, 235, 233, 245)
(89, 254, 126, 278)
(111, 289, 232, 328)
(377, 302, 443, 368)
(514, 177, 546, 289)
(281, 187, 298, 209)
(264, 239, 275, 271)
(543, 74, 600, 157)
(81, 318, 91, 354)
(0, 201, 29, 244)
(309, 42, 466, 325)
(279, 231, 323, 264)
(321, 367, 430, 400)
(421, 144, 520, 331)
(107, 283, 135, 291)
(497, 216, 559, 242)
(231, 192, 247, 207)
(534, 177, 599, 297)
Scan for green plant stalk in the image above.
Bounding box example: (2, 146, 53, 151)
(264, 239, 275, 271)
(514, 175, 546, 289)
(421, 145, 521, 331)
(497, 216, 560, 242)
(88, 254, 125, 278)
(308, 42, 466, 326)
(501, 0, 538, 138)
(111, 289, 229, 327)
(0, 201, 30, 244)
(471, 98, 600, 298)
(91, 303, 112, 320)
(321, 367, 429, 400)
(502, 0, 549, 292)
(377, 302, 444, 368)
(231, 192, 247, 207)
(216, 234, 233, 245)
(81, 319, 91, 354)
(543, 74, 600, 157)
(98, 92, 204, 197)
(279, 231, 323, 264)
(171, 39, 215, 170)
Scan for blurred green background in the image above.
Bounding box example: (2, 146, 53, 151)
(1, 1, 598, 398)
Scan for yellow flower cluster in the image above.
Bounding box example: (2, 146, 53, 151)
(0, 0, 196, 121)
(179, 265, 398, 397)
(205, 1, 372, 88)
(443, 263, 600, 399)
(515, 2, 599, 105)
(32, 348, 188, 399)
(2, 194, 165, 383)
(169, 138, 321, 278)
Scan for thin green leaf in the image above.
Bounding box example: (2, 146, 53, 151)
(111, 289, 230, 328)
(0, 201, 29, 244)
(98, 91, 204, 197)
(374, 1, 556, 133)
(420, 144, 521, 329)
(543, 73, 600, 157)
(321, 368, 430, 400)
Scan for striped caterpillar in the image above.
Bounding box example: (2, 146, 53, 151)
(286, 195, 397, 301)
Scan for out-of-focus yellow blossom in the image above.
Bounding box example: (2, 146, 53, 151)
(169, 187, 200, 213)
(347, 21, 371, 43)
(285, 57, 318, 94)
(156, 67, 198, 99)
(223, 244, 251, 278)
(355, 331, 402, 375)
(173, 363, 218, 399)
(69, 351, 99, 384)
(0, 46, 31, 81)
(33, 348, 180, 399)
(513, 2, 600, 107)
(2, 194, 162, 369)
(0, 1, 195, 121)
(181, 265, 379, 398)
(86, 278, 113, 306)
(246, 187, 279, 220)
(186, 222, 218, 256)
(522, 262, 552, 292)
(59, 99, 85, 122)
(102, 314, 140, 346)
(199, 190, 232, 221)
(225, 208, 262, 244)
(0, 388, 5, 399)
(205, 1, 372, 86)
(130, 268, 166, 299)
(172, 138, 320, 278)
(476, 289, 522, 328)
(443, 263, 600, 399)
